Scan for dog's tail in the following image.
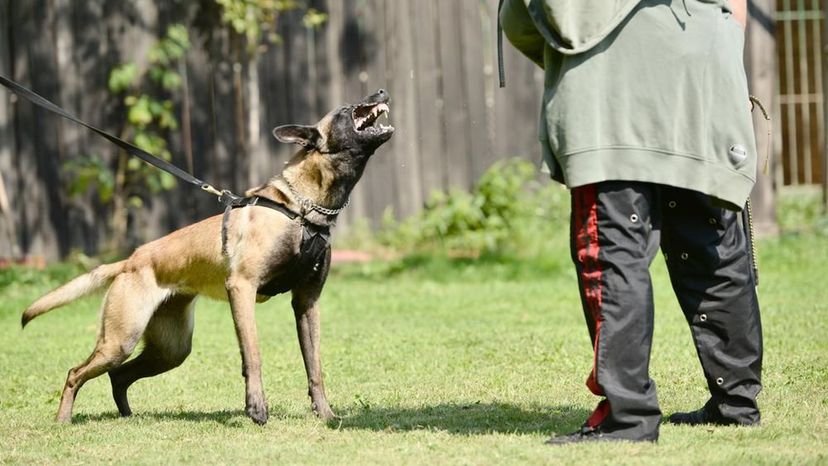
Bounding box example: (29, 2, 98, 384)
(21, 260, 127, 328)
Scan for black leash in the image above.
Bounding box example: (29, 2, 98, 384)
(0, 74, 227, 199)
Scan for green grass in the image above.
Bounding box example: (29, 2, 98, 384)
(1, 234, 826, 465)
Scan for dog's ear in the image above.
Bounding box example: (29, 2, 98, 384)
(272, 125, 321, 148)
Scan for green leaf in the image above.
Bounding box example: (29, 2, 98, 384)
(302, 9, 328, 29)
(149, 67, 165, 83)
(108, 63, 138, 93)
(128, 196, 144, 208)
(161, 72, 182, 91)
(133, 132, 152, 151)
(166, 25, 190, 49)
(149, 46, 169, 66)
(127, 97, 153, 127)
(148, 100, 165, 117)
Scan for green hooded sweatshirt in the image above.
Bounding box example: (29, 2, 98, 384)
(500, 0, 758, 211)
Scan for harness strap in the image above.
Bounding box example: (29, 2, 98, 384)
(221, 195, 331, 295)
(221, 195, 303, 255)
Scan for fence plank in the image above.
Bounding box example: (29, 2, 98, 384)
(12, 0, 69, 259)
(823, 0, 828, 212)
(386, 0, 423, 219)
(337, 0, 371, 224)
(356, 0, 398, 227)
(437, 0, 473, 190)
(410, 0, 445, 197)
(459, 0, 494, 181)
(746, 0, 781, 234)
(0, 0, 19, 257)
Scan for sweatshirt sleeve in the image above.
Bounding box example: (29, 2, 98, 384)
(499, 0, 545, 68)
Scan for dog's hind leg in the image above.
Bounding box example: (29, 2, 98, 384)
(55, 271, 169, 423)
(109, 294, 196, 416)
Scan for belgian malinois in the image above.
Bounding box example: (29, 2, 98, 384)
(21, 89, 395, 424)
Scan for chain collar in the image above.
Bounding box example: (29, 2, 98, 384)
(284, 179, 349, 216)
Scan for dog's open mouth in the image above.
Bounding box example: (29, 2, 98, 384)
(352, 102, 394, 135)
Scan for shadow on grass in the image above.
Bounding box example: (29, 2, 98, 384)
(331, 402, 590, 435)
(73, 408, 295, 426)
(71, 403, 588, 435)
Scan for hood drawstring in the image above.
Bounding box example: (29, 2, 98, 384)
(749, 95, 772, 175)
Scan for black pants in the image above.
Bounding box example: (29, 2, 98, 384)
(570, 181, 763, 440)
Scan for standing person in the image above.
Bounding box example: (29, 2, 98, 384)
(499, 0, 763, 444)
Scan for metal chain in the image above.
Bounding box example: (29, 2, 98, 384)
(284, 179, 349, 216)
(744, 197, 759, 286)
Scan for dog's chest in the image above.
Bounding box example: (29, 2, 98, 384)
(257, 224, 330, 296)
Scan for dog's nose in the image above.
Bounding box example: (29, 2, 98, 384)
(373, 89, 390, 103)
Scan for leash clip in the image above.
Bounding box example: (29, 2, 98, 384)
(218, 189, 242, 207)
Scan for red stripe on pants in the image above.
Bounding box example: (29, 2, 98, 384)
(586, 399, 610, 429)
(573, 185, 609, 427)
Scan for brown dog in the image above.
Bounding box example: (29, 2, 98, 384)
(21, 89, 394, 424)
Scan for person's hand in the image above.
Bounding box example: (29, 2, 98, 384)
(731, 0, 747, 29)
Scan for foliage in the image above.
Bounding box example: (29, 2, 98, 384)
(64, 154, 114, 203)
(378, 159, 570, 259)
(776, 185, 828, 236)
(214, 0, 327, 53)
(0, 262, 85, 291)
(107, 24, 190, 207)
(63, 25, 190, 250)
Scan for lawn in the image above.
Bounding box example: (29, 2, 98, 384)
(0, 234, 826, 465)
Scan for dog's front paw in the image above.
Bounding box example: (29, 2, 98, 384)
(312, 401, 337, 421)
(246, 399, 269, 425)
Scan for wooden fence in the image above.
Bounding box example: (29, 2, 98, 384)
(774, 0, 825, 189)
(1, 0, 825, 261)
(0, 0, 545, 260)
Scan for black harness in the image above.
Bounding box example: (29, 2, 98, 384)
(220, 193, 331, 297)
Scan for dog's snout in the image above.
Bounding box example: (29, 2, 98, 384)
(367, 89, 389, 104)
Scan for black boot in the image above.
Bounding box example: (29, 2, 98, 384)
(546, 426, 615, 445)
(668, 400, 760, 426)
(546, 425, 658, 445)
